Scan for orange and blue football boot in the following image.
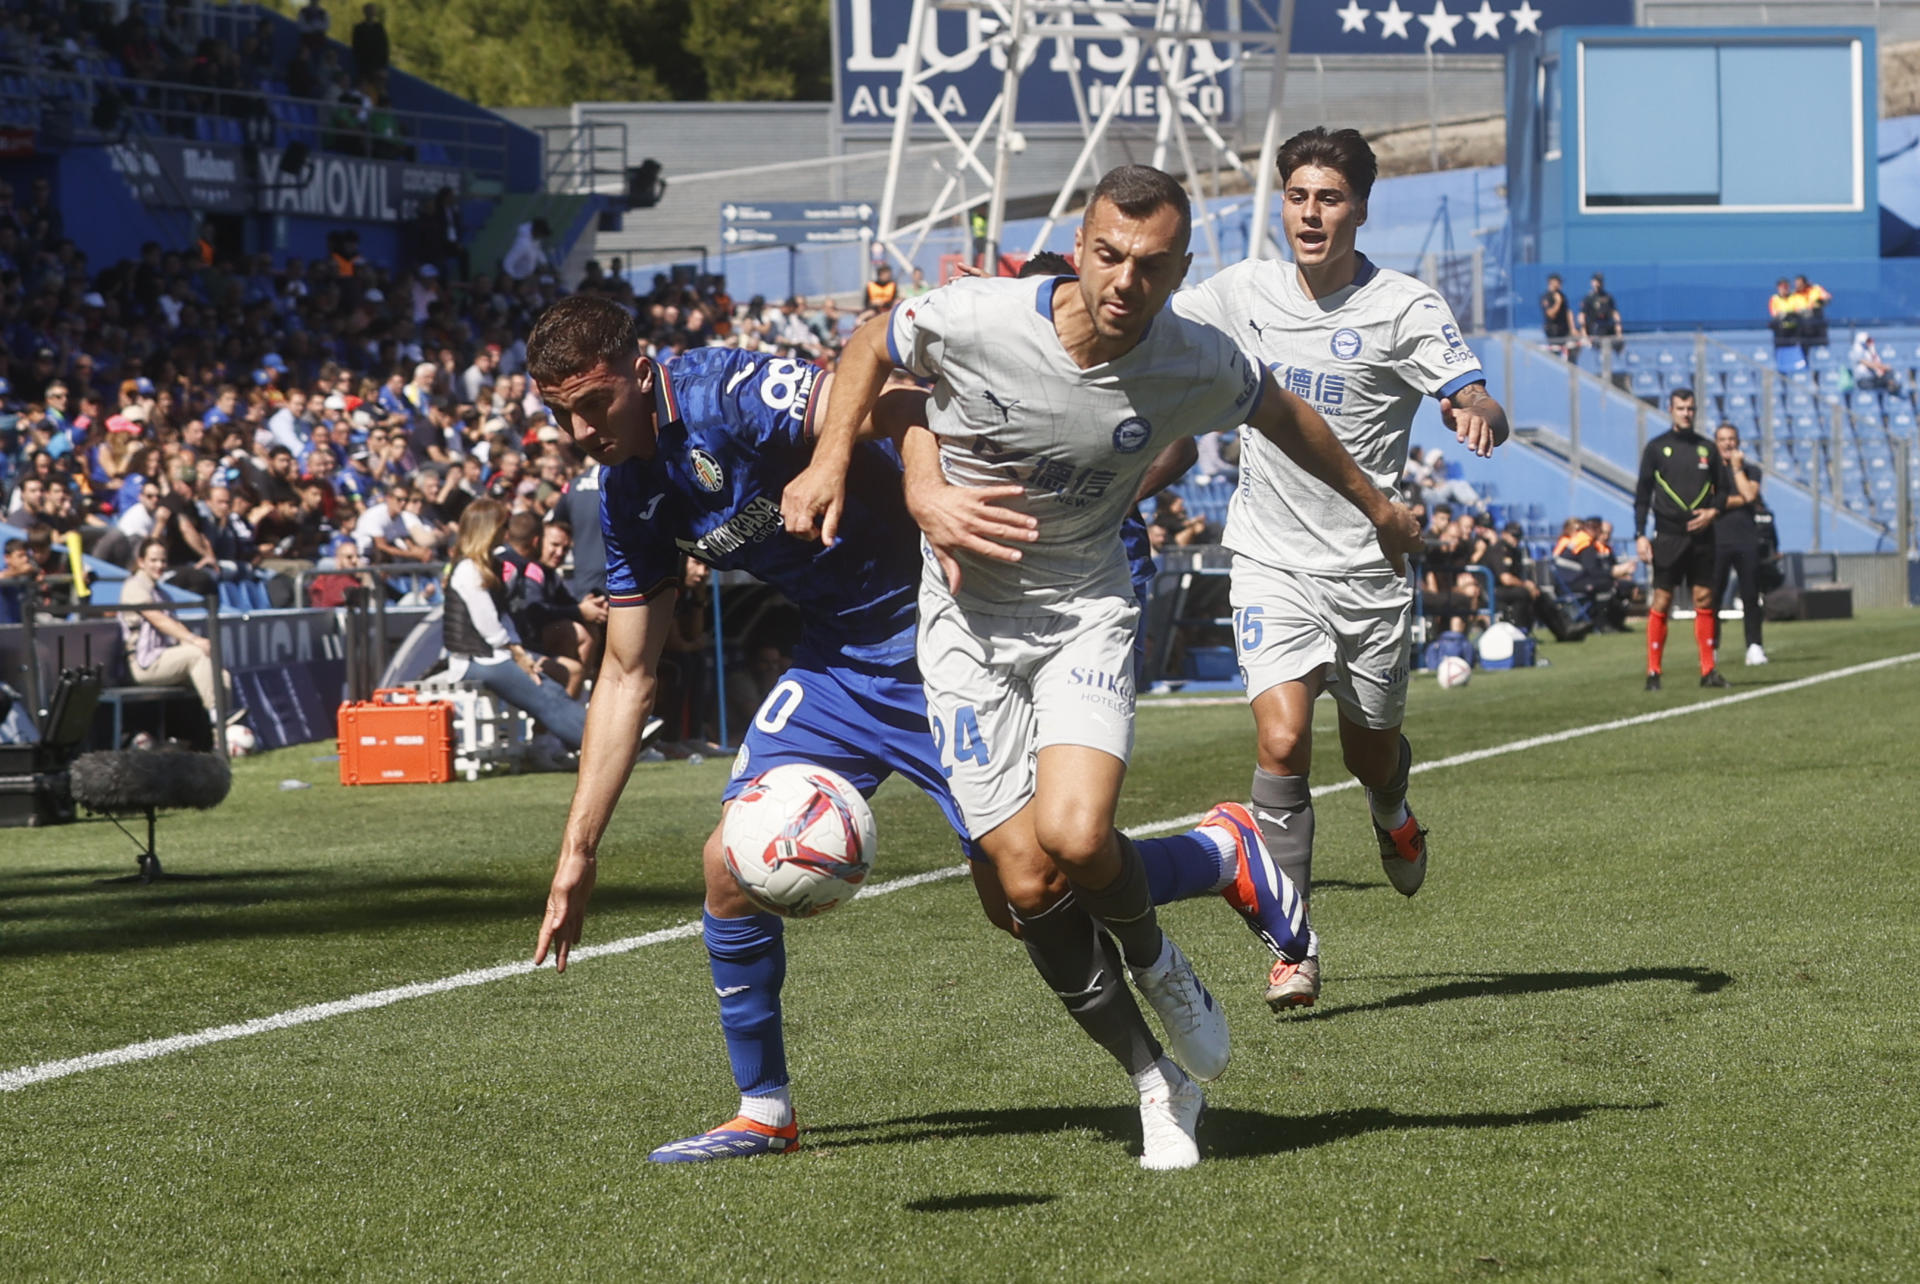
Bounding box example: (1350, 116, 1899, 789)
(647, 1115, 799, 1164)
(1203, 802, 1311, 962)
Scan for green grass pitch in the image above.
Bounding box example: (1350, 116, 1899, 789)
(3, 612, 1918, 1281)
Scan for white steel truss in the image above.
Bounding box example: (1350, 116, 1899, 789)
(873, 0, 1299, 275)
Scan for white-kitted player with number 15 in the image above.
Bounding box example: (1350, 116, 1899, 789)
(1173, 127, 1510, 1011)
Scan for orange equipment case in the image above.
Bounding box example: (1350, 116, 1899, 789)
(337, 689, 455, 785)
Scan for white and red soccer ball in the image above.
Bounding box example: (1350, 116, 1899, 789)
(1435, 655, 1473, 689)
(722, 763, 876, 918)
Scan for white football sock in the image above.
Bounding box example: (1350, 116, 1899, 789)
(1131, 1055, 1181, 1100)
(1192, 823, 1238, 893)
(739, 1087, 793, 1128)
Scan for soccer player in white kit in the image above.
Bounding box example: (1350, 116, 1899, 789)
(784, 165, 1421, 1169)
(1173, 128, 1509, 1009)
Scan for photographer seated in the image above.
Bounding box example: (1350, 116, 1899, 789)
(496, 511, 606, 699)
(1475, 521, 1539, 631)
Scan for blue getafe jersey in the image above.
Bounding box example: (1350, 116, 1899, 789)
(602, 347, 921, 668)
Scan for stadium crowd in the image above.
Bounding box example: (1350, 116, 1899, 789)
(0, 162, 861, 746)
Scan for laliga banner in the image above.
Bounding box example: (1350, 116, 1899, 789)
(104, 139, 463, 222)
(835, 0, 1234, 130)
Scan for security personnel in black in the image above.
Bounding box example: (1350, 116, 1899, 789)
(1710, 422, 1768, 667)
(1633, 387, 1730, 691)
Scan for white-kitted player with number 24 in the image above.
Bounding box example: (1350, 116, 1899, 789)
(784, 164, 1422, 1169)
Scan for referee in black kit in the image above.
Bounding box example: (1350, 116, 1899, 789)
(1633, 388, 1731, 691)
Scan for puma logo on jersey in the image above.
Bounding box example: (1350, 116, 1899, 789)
(982, 389, 1021, 423)
(1249, 318, 1278, 340)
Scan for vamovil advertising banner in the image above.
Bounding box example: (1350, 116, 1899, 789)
(104, 139, 463, 222)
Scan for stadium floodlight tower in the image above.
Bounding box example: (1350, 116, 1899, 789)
(871, 0, 1300, 277)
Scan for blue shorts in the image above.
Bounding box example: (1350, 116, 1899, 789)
(722, 656, 976, 861)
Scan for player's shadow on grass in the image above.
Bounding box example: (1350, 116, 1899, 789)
(1297, 966, 1733, 1021)
(812, 1101, 1660, 1161)
(904, 1193, 1057, 1214)
(0, 872, 705, 957)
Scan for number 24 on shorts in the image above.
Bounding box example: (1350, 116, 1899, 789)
(931, 706, 991, 779)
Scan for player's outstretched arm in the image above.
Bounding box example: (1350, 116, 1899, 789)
(537, 591, 676, 973)
(1134, 436, 1198, 502)
(1247, 369, 1423, 573)
(900, 424, 1036, 593)
(1439, 381, 1509, 457)
(782, 313, 892, 545)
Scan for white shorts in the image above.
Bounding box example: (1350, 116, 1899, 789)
(917, 585, 1138, 838)
(1229, 556, 1412, 730)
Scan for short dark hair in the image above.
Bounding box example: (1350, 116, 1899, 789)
(1503, 522, 1525, 538)
(1670, 387, 1695, 404)
(506, 511, 541, 546)
(1087, 165, 1191, 253)
(1018, 251, 1076, 279)
(526, 295, 640, 388)
(3, 538, 24, 556)
(1276, 126, 1378, 202)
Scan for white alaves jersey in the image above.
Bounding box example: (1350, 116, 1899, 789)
(889, 274, 1261, 614)
(1173, 253, 1484, 577)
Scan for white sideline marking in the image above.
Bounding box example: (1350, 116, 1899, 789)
(6, 648, 1915, 1095)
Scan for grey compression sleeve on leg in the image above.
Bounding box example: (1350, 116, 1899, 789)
(1251, 768, 1316, 907)
(1364, 735, 1413, 829)
(1011, 894, 1162, 1076)
(1070, 834, 1164, 970)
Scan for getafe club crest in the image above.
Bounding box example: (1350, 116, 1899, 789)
(1112, 416, 1152, 454)
(1330, 328, 1363, 360)
(691, 449, 725, 493)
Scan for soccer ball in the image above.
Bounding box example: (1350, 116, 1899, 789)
(1435, 655, 1473, 689)
(722, 763, 876, 918)
(226, 725, 258, 757)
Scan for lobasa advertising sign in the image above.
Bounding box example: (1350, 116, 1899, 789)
(835, 0, 1234, 130)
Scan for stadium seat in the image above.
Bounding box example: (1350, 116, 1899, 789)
(1631, 371, 1660, 397)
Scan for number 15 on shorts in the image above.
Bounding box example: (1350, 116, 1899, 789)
(1234, 606, 1265, 654)
(931, 705, 991, 779)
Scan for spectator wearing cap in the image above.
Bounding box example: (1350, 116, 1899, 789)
(1850, 331, 1902, 395)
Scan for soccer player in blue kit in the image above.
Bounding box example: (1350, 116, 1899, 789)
(527, 294, 1302, 1168)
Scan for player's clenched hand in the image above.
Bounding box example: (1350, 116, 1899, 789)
(1440, 396, 1496, 458)
(535, 851, 597, 973)
(1372, 501, 1424, 575)
(906, 475, 1037, 593)
(781, 462, 846, 546)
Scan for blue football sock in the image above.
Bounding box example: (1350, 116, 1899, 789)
(1137, 832, 1231, 905)
(703, 909, 788, 1097)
